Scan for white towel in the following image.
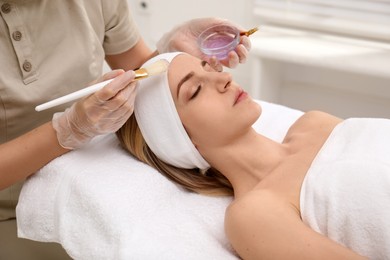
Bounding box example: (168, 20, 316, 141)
(17, 134, 236, 259)
(300, 118, 390, 259)
(16, 100, 303, 259)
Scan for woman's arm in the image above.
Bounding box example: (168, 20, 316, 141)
(0, 122, 68, 190)
(225, 190, 367, 260)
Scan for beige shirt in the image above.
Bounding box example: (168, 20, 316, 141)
(0, 0, 140, 220)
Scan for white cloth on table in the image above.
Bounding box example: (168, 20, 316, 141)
(300, 118, 390, 259)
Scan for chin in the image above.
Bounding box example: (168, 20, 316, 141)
(244, 99, 262, 126)
(250, 98, 262, 117)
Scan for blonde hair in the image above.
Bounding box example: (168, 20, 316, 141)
(116, 114, 233, 196)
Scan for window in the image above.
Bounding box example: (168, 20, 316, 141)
(253, 0, 390, 42)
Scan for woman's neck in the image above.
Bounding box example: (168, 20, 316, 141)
(203, 128, 289, 197)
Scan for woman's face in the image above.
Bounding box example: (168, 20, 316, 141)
(168, 54, 261, 149)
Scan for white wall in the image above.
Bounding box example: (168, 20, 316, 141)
(249, 26, 390, 119)
(280, 63, 390, 118)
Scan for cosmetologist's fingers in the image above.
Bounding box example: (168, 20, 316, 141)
(95, 70, 136, 102)
(236, 44, 248, 64)
(101, 69, 125, 82)
(226, 51, 239, 68)
(209, 56, 224, 72)
(103, 81, 138, 112)
(240, 36, 251, 52)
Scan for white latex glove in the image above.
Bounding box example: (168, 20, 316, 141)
(157, 17, 251, 70)
(52, 69, 137, 149)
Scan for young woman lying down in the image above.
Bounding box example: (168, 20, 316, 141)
(117, 52, 390, 259)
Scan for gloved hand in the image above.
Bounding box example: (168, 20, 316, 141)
(52, 69, 137, 149)
(156, 17, 251, 70)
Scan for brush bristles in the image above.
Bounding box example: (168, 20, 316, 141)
(144, 59, 169, 76)
(134, 59, 169, 80)
(134, 68, 148, 80)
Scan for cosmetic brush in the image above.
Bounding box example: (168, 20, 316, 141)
(240, 26, 259, 37)
(35, 59, 169, 112)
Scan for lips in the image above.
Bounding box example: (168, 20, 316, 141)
(234, 89, 247, 105)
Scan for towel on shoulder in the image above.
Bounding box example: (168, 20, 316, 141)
(301, 118, 390, 259)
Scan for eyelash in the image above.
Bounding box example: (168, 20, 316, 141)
(187, 61, 213, 100)
(190, 85, 201, 100)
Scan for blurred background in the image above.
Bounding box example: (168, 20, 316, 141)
(126, 0, 390, 118)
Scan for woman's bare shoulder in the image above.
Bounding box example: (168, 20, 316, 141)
(284, 111, 343, 141)
(225, 190, 300, 258)
(225, 189, 366, 260)
(226, 189, 296, 224)
(225, 189, 299, 238)
(293, 110, 342, 130)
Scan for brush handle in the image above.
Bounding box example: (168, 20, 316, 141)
(35, 60, 166, 112)
(35, 78, 114, 112)
(239, 26, 259, 37)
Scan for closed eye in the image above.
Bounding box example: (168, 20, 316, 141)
(190, 85, 201, 100)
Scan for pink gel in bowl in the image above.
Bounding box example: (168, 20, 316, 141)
(198, 25, 240, 60)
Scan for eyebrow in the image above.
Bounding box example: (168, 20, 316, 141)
(176, 72, 194, 98)
(176, 61, 207, 98)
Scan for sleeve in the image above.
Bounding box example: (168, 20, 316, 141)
(101, 0, 141, 55)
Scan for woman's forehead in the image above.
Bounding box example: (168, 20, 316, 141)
(168, 54, 200, 87)
(170, 53, 199, 70)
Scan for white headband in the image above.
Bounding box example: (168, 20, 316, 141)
(134, 52, 210, 170)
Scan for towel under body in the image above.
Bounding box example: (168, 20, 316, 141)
(16, 101, 303, 260)
(300, 118, 390, 259)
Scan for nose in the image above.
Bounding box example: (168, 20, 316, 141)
(213, 72, 232, 92)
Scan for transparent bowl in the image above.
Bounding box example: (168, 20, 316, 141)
(198, 25, 240, 60)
